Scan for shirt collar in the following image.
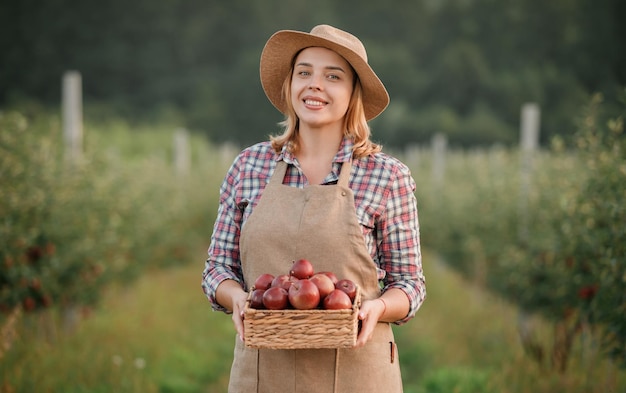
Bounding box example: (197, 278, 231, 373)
(335, 137, 354, 163)
(277, 136, 354, 164)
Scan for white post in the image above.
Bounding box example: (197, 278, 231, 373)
(219, 143, 238, 167)
(432, 132, 447, 188)
(404, 144, 421, 174)
(173, 128, 191, 176)
(518, 103, 540, 244)
(62, 71, 83, 164)
(520, 103, 540, 153)
(517, 103, 541, 352)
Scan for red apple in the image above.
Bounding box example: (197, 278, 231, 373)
(288, 279, 320, 310)
(310, 273, 335, 300)
(323, 289, 353, 310)
(319, 271, 339, 285)
(263, 287, 289, 310)
(249, 289, 265, 309)
(254, 273, 275, 290)
(335, 279, 357, 302)
(290, 258, 314, 279)
(271, 274, 296, 291)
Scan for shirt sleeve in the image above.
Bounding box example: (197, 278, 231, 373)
(201, 155, 246, 313)
(378, 162, 426, 324)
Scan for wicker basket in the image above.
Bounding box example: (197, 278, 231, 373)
(243, 286, 361, 349)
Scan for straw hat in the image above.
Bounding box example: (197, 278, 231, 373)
(260, 24, 389, 121)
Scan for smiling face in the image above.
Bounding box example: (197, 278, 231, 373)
(290, 47, 355, 132)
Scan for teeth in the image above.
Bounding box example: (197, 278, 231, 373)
(305, 100, 325, 106)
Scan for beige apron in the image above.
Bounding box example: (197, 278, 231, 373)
(230, 160, 403, 393)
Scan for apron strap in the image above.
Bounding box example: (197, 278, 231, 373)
(337, 160, 352, 187)
(269, 160, 289, 185)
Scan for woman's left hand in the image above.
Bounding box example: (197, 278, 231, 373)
(354, 298, 386, 347)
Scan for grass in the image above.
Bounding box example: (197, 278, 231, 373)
(1, 250, 624, 392)
(399, 255, 625, 393)
(1, 257, 235, 393)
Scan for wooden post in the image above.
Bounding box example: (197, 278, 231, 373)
(517, 103, 541, 360)
(219, 143, 238, 167)
(518, 103, 540, 244)
(58, 67, 82, 331)
(432, 132, 447, 188)
(404, 144, 421, 174)
(62, 71, 83, 164)
(173, 128, 191, 176)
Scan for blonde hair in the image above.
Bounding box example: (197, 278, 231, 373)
(269, 64, 382, 159)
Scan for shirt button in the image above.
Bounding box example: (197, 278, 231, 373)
(341, 191, 346, 196)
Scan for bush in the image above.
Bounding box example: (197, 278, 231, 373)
(0, 109, 221, 316)
(559, 93, 626, 367)
(414, 367, 493, 393)
(416, 91, 626, 370)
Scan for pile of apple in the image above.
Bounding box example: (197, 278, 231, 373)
(249, 259, 358, 310)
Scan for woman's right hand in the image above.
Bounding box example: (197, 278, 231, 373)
(215, 279, 250, 340)
(231, 290, 249, 340)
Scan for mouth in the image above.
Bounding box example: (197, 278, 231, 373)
(303, 98, 327, 107)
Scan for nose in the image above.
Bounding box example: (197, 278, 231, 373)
(308, 74, 323, 90)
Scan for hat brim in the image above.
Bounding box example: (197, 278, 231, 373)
(260, 30, 389, 121)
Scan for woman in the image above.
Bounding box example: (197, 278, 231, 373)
(202, 24, 426, 392)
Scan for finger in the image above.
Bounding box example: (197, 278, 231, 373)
(232, 300, 247, 340)
(356, 304, 376, 347)
(355, 299, 385, 347)
(232, 311, 243, 338)
(355, 314, 376, 347)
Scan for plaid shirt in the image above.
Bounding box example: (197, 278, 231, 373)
(202, 137, 425, 324)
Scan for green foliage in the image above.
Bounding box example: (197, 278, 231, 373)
(0, 267, 234, 392)
(414, 367, 493, 393)
(418, 92, 626, 369)
(0, 110, 86, 311)
(0, 109, 221, 314)
(1, 0, 624, 147)
(561, 92, 626, 367)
